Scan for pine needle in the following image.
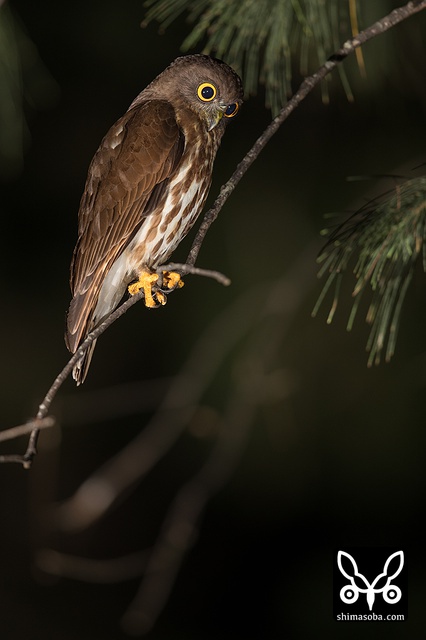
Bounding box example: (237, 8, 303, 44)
(313, 177, 426, 364)
(143, 0, 356, 113)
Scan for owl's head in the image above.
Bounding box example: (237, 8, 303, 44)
(144, 54, 244, 132)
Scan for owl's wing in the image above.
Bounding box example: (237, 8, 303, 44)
(66, 99, 184, 352)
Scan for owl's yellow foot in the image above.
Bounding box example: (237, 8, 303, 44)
(128, 271, 167, 307)
(162, 271, 185, 291)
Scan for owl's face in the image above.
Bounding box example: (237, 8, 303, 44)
(186, 77, 241, 131)
(143, 55, 244, 132)
(175, 57, 243, 131)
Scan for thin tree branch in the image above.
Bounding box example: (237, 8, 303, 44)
(0, 417, 55, 445)
(0, 417, 56, 464)
(157, 262, 231, 286)
(2, 0, 425, 467)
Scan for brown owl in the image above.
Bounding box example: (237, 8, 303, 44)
(65, 55, 243, 384)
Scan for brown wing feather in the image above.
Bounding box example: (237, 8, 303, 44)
(66, 100, 184, 352)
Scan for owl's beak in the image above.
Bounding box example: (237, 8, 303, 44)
(207, 109, 224, 132)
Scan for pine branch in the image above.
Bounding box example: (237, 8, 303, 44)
(313, 177, 426, 365)
(143, 0, 357, 112)
(188, 0, 426, 266)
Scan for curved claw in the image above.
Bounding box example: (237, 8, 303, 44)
(161, 271, 185, 292)
(154, 290, 167, 306)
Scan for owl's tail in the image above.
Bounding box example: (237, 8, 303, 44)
(65, 272, 114, 385)
(65, 289, 100, 385)
(71, 340, 98, 386)
(65, 259, 129, 384)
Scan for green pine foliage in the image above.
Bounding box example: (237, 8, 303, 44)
(0, 3, 57, 178)
(313, 177, 426, 365)
(143, 0, 355, 112)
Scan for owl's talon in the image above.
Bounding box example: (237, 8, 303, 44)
(155, 290, 167, 306)
(161, 271, 185, 291)
(128, 271, 167, 308)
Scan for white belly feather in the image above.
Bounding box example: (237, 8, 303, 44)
(92, 172, 207, 322)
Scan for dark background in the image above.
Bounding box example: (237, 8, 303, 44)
(1, 1, 426, 638)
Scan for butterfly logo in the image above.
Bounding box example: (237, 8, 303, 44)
(337, 550, 404, 611)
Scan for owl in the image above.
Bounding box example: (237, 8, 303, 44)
(65, 55, 243, 383)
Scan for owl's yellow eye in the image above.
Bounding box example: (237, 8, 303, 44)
(224, 102, 239, 118)
(197, 82, 217, 102)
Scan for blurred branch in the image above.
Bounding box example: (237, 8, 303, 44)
(122, 375, 260, 635)
(36, 549, 149, 583)
(60, 377, 172, 426)
(0, 416, 55, 456)
(0, 2, 58, 178)
(349, 0, 366, 77)
(53, 281, 260, 532)
(1, 0, 425, 467)
(120, 249, 314, 635)
(38, 243, 317, 635)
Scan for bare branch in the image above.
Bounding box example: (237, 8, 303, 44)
(157, 262, 231, 286)
(0, 417, 56, 465)
(0, 417, 55, 445)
